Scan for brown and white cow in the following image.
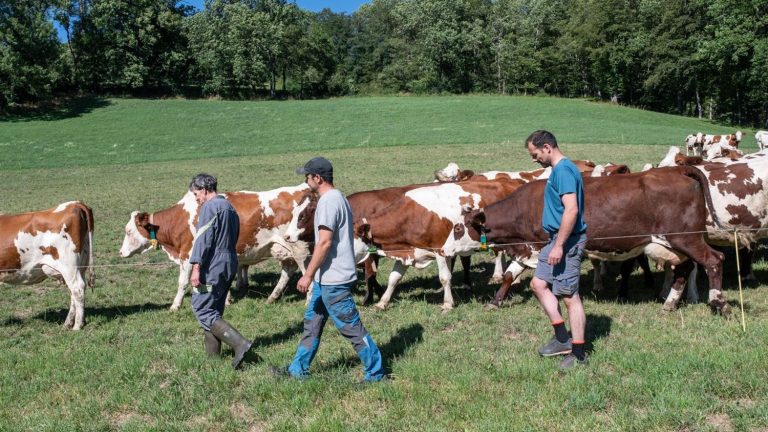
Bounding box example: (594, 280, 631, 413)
(702, 131, 743, 152)
(444, 166, 731, 315)
(119, 185, 312, 310)
(0, 201, 94, 329)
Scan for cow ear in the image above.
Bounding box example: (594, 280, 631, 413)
(461, 204, 475, 215)
(356, 222, 371, 239)
(469, 209, 486, 226)
(137, 212, 150, 226)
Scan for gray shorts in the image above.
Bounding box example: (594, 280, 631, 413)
(534, 232, 587, 296)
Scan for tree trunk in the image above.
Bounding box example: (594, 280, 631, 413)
(695, 87, 702, 119)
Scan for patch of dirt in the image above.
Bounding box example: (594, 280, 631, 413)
(109, 410, 153, 428)
(706, 413, 734, 432)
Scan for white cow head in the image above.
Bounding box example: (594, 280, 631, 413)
(283, 192, 317, 243)
(119, 211, 153, 257)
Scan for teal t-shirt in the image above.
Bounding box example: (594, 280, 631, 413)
(542, 158, 587, 235)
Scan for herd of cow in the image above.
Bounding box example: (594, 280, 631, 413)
(3, 135, 768, 331)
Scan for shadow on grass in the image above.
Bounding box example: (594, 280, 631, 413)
(585, 313, 612, 354)
(0, 302, 169, 327)
(358, 260, 527, 308)
(252, 322, 304, 349)
(316, 323, 425, 375)
(1, 96, 112, 122)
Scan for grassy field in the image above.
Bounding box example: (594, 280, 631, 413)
(1, 96, 767, 431)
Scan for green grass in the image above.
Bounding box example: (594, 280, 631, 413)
(1, 96, 767, 431)
(0, 95, 760, 170)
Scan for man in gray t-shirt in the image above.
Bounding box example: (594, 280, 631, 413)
(269, 157, 386, 383)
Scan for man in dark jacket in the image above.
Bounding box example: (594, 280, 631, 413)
(189, 173, 254, 369)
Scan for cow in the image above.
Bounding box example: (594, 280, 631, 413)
(119, 185, 313, 310)
(704, 142, 743, 161)
(433, 160, 597, 184)
(432, 161, 598, 284)
(443, 166, 731, 316)
(352, 178, 532, 311)
(756, 130, 768, 151)
(685, 133, 704, 156)
(0, 201, 94, 329)
(702, 131, 743, 152)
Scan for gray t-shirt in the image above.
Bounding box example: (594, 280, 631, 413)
(314, 189, 357, 285)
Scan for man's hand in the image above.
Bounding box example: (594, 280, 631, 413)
(191, 264, 201, 287)
(297, 274, 312, 294)
(548, 244, 564, 265)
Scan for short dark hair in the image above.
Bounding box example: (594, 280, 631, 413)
(525, 130, 558, 149)
(189, 173, 217, 192)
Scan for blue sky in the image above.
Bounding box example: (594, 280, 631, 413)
(55, 1, 369, 41)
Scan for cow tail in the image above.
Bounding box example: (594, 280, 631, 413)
(681, 165, 726, 230)
(78, 201, 96, 289)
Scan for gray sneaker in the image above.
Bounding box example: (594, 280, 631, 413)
(538, 337, 572, 357)
(559, 353, 588, 370)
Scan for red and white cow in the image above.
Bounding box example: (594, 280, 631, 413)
(119, 185, 312, 310)
(0, 201, 94, 329)
(445, 167, 731, 315)
(702, 131, 743, 153)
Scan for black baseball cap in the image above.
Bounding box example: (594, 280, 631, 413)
(296, 156, 333, 179)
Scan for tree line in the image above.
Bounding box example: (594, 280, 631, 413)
(2, 0, 767, 126)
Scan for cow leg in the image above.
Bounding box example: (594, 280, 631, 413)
(171, 260, 192, 311)
(617, 259, 636, 300)
(668, 238, 727, 315)
(226, 264, 249, 306)
(374, 260, 407, 311)
(637, 254, 654, 289)
(590, 258, 605, 293)
(489, 251, 506, 284)
(686, 264, 699, 304)
(236, 264, 249, 290)
(739, 247, 757, 284)
(61, 269, 86, 330)
(436, 255, 454, 312)
(659, 262, 673, 301)
(459, 255, 472, 289)
(485, 261, 526, 310)
(266, 260, 299, 304)
(361, 256, 383, 306)
(662, 260, 694, 311)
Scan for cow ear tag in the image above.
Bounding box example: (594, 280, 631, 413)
(149, 230, 159, 249)
(367, 245, 378, 253)
(479, 232, 488, 251)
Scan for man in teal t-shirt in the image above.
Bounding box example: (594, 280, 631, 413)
(525, 130, 588, 370)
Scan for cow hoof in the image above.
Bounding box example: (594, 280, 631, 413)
(662, 302, 677, 312)
(265, 296, 277, 304)
(169, 305, 181, 312)
(483, 303, 499, 311)
(488, 276, 503, 285)
(373, 303, 388, 311)
(710, 301, 732, 318)
(440, 304, 454, 313)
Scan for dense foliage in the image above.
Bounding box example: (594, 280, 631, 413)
(2, 0, 767, 125)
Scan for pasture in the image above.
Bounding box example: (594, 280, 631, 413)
(1, 96, 767, 431)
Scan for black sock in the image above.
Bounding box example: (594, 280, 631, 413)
(572, 342, 586, 360)
(552, 321, 569, 343)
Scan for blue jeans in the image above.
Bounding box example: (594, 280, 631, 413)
(288, 281, 385, 382)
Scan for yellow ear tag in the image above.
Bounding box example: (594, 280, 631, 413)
(150, 230, 159, 250)
(479, 233, 488, 251)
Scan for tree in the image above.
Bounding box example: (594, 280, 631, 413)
(0, 0, 60, 108)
